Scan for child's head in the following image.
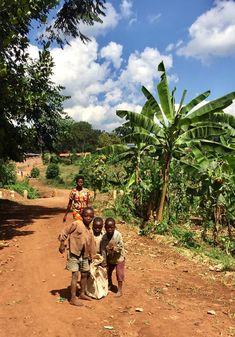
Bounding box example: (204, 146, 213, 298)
(82, 207, 94, 226)
(75, 175, 84, 188)
(92, 217, 103, 236)
(105, 217, 116, 238)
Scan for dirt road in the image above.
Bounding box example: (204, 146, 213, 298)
(0, 191, 234, 337)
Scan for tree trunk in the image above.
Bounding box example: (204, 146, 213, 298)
(157, 157, 171, 223)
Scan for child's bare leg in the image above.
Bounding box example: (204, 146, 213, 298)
(107, 264, 115, 289)
(115, 281, 123, 297)
(70, 271, 83, 306)
(79, 272, 92, 300)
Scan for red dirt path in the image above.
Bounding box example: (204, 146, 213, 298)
(0, 189, 234, 337)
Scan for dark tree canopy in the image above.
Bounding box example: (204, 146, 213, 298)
(0, 0, 106, 161)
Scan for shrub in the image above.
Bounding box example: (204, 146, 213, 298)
(30, 167, 40, 178)
(50, 153, 60, 164)
(0, 160, 16, 186)
(42, 152, 50, 165)
(155, 220, 169, 235)
(102, 208, 116, 219)
(6, 180, 39, 199)
(46, 163, 60, 179)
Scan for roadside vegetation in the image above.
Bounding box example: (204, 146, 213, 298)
(0, 2, 234, 271)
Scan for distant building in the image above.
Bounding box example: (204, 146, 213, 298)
(25, 153, 41, 157)
(59, 152, 91, 158)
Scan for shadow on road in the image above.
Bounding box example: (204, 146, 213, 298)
(50, 287, 70, 302)
(0, 199, 64, 241)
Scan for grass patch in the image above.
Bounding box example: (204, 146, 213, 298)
(6, 180, 39, 199)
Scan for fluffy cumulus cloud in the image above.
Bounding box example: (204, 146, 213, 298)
(27, 2, 176, 131)
(100, 42, 123, 68)
(28, 39, 174, 131)
(177, 0, 235, 61)
(119, 47, 173, 91)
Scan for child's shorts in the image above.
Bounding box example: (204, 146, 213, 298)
(108, 260, 125, 282)
(66, 252, 90, 273)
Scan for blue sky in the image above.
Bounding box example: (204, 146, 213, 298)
(29, 0, 235, 131)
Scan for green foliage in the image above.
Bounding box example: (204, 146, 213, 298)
(220, 236, 235, 256)
(197, 246, 235, 271)
(102, 208, 116, 219)
(116, 61, 235, 223)
(171, 227, 199, 248)
(30, 167, 40, 178)
(46, 163, 60, 179)
(114, 194, 135, 222)
(0, 160, 16, 187)
(50, 153, 60, 164)
(98, 132, 121, 147)
(42, 153, 50, 165)
(0, 0, 106, 161)
(155, 220, 169, 235)
(6, 180, 39, 199)
(45, 0, 106, 46)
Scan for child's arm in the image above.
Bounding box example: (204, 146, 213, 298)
(100, 237, 108, 267)
(59, 241, 66, 254)
(58, 222, 77, 253)
(113, 232, 124, 253)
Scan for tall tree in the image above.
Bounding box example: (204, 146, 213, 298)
(0, 0, 106, 160)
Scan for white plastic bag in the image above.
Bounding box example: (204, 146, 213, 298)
(86, 255, 108, 299)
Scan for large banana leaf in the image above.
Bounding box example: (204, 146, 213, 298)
(181, 111, 235, 130)
(189, 139, 235, 155)
(123, 131, 162, 146)
(116, 110, 162, 135)
(141, 86, 164, 124)
(176, 89, 187, 115)
(157, 61, 174, 122)
(100, 144, 130, 156)
(141, 100, 155, 120)
(186, 92, 235, 119)
(180, 91, 210, 116)
(176, 125, 227, 145)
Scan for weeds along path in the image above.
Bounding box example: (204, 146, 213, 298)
(0, 190, 234, 337)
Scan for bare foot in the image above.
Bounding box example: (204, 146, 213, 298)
(115, 291, 122, 297)
(109, 284, 118, 293)
(79, 293, 92, 301)
(70, 297, 83, 306)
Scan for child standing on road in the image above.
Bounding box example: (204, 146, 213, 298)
(63, 175, 90, 222)
(58, 207, 96, 306)
(92, 217, 104, 254)
(101, 218, 125, 297)
(86, 216, 108, 299)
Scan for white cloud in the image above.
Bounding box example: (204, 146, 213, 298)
(28, 40, 174, 131)
(128, 17, 137, 26)
(27, 44, 40, 60)
(120, 0, 133, 18)
(147, 13, 161, 24)
(100, 42, 123, 68)
(78, 2, 120, 38)
(177, 0, 235, 61)
(119, 47, 173, 91)
(166, 40, 183, 52)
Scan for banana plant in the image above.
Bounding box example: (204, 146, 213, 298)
(100, 101, 157, 188)
(117, 61, 235, 222)
(179, 146, 235, 243)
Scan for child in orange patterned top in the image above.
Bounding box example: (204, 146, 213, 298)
(63, 175, 90, 222)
